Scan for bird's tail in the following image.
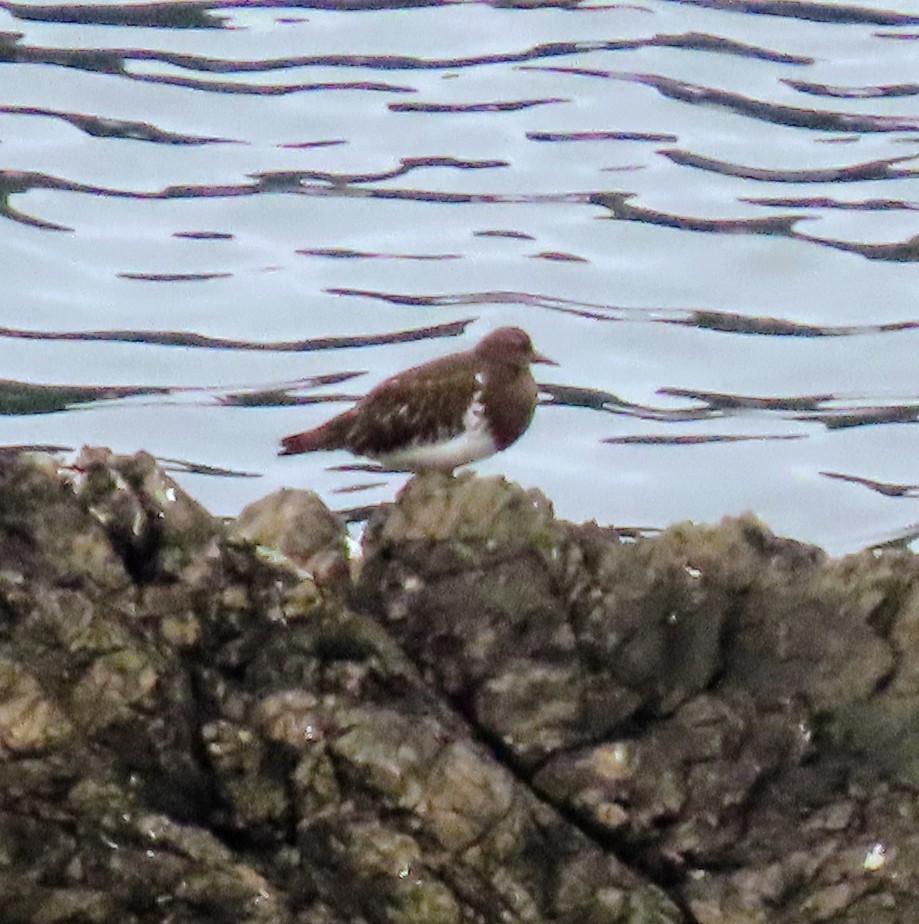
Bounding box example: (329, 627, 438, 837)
(279, 426, 334, 456)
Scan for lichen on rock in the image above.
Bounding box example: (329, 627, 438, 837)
(2, 449, 919, 923)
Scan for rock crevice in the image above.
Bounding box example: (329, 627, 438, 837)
(0, 450, 917, 923)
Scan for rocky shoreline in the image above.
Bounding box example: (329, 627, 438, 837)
(1, 447, 917, 923)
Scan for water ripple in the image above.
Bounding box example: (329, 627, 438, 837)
(2, 0, 916, 554)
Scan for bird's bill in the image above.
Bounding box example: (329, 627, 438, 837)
(531, 350, 558, 366)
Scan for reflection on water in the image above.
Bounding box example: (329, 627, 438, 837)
(0, 318, 472, 351)
(1, 0, 918, 553)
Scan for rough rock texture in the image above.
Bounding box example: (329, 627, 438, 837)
(228, 488, 349, 590)
(360, 473, 919, 924)
(2, 451, 919, 923)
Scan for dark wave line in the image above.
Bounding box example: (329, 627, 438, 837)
(0, 379, 169, 415)
(156, 457, 261, 478)
(590, 191, 807, 235)
(647, 30, 813, 62)
(0, 0, 228, 28)
(660, 0, 919, 26)
(389, 98, 566, 113)
(681, 310, 919, 336)
(0, 166, 575, 229)
(173, 231, 236, 240)
(473, 230, 535, 240)
(0, 32, 813, 82)
(783, 79, 919, 99)
(0, 374, 357, 418)
(660, 149, 919, 182)
(296, 248, 462, 260)
(528, 131, 677, 142)
(12, 373, 367, 417)
(2, 0, 450, 30)
(629, 72, 919, 132)
(525, 66, 919, 132)
(252, 156, 509, 187)
(605, 434, 803, 445)
(327, 288, 919, 337)
(0, 168, 909, 259)
(797, 405, 919, 429)
(0, 162, 507, 229)
(659, 389, 919, 432)
(0, 105, 239, 144)
(147, 31, 812, 69)
(658, 388, 834, 411)
(0, 319, 474, 351)
(128, 72, 417, 96)
(540, 383, 727, 422)
(821, 470, 919, 497)
(792, 232, 919, 262)
(740, 196, 918, 212)
(530, 251, 589, 263)
(0, 157, 507, 198)
(118, 272, 234, 282)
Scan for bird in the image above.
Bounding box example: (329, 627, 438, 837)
(279, 326, 556, 473)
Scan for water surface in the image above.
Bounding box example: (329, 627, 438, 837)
(2, 0, 918, 553)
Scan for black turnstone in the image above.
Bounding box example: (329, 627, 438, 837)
(279, 326, 556, 472)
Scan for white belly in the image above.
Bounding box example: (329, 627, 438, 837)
(375, 426, 498, 472)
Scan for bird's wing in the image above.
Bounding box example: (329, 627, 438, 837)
(342, 354, 480, 456)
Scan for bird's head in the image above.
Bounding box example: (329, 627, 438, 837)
(474, 327, 557, 368)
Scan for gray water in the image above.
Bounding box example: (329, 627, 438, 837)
(2, 0, 918, 554)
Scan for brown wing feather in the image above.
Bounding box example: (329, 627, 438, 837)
(341, 354, 480, 457)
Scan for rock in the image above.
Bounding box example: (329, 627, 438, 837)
(68, 446, 219, 581)
(0, 450, 128, 590)
(0, 659, 73, 755)
(3, 449, 919, 923)
(228, 487, 349, 590)
(359, 477, 919, 922)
